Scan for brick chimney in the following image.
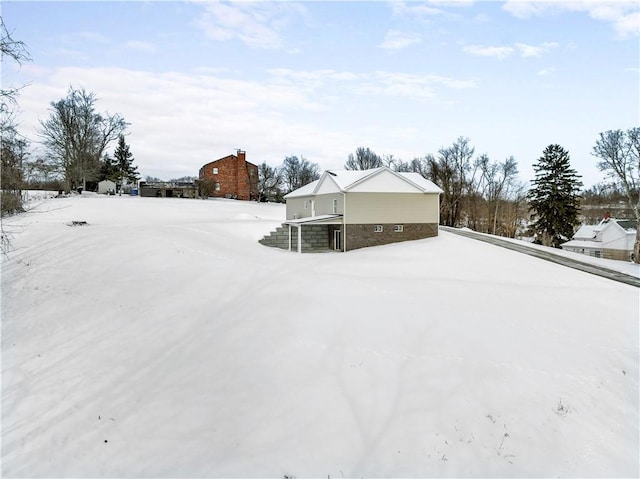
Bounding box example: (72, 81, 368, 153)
(236, 149, 250, 200)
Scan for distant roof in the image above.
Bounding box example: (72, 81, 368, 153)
(615, 219, 638, 231)
(573, 224, 597, 240)
(284, 167, 443, 198)
(574, 218, 638, 237)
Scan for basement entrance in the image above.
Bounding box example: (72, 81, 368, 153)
(333, 229, 342, 251)
(283, 214, 343, 253)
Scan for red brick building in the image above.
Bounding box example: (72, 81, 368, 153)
(199, 150, 258, 200)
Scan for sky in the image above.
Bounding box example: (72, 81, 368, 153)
(2, 0, 639, 186)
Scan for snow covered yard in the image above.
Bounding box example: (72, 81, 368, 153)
(2, 194, 638, 478)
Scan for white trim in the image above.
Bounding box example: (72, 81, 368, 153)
(343, 192, 347, 252)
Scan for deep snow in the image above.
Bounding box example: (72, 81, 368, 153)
(2, 194, 638, 478)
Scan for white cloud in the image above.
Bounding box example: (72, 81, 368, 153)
(355, 71, 476, 100)
(515, 41, 558, 57)
(14, 64, 478, 178)
(266, 68, 476, 100)
(503, 1, 640, 38)
(15, 66, 347, 176)
(425, 73, 477, 89)
(192, 1, 307, 49)
(464, 44, 515, 59)
(125, 41, 157, 53)
(464, 42, 558, 59)
(60, 31, 111, 45)
(537, 67, 556, 76)
(502, 1, 550, 18)
(390, 1, 444, 17)
(379, 31, 422, 50)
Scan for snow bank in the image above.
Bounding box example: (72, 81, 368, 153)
(2, 195, 638, 477)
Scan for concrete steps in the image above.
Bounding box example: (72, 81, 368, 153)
(259, 224, 296, 249)
(259, 223, 331, 252)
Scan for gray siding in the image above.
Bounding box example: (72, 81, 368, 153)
(286, 193, 344, 220)
(345, 193, 439, 224)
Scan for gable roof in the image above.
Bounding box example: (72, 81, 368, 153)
(284, 167, 443, 198)
(573, 224, 597, 240)
(572, 218, 638, 241)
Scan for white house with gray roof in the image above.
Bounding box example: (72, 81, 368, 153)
(561, 217, 637, 261)
(260, 167, 443, 252)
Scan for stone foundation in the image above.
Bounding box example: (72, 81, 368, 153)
(260, 222, 438, 252)
(345, 223, 438, 251)
(602, 248, 633, 261)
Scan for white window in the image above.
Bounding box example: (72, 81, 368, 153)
(304, 200, 309, 209)
(333, 199, 338, 214)
(214, 182, 221, 191)
(394, 224, 403, 232)
(212, 167, 218, 175)
(374, 225, 383, 233)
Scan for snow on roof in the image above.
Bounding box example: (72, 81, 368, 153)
(399, 171, 443, 193)
(284, 167, 442, 198)
(283, 179, 319, 198)
(573, 224, 597, 240)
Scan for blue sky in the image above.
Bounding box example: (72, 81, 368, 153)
(3, 1, 638, 186)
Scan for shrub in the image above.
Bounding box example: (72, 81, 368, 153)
(1, 192, 24, 217)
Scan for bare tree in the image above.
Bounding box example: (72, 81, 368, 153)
(1, 17, 31, 113)
(1, 119, 29, 215)
(1, 17, 31, 215)
(480, 156, 519, 235)
(592, 128, 640, 262)
(257, 162, 282, 202)
(281, 155, 320, 193)
(344, 147, 383, 170)
(392, 157, 429, 175)
(426, 137, 474, 227)
(38, 87, 128, 192)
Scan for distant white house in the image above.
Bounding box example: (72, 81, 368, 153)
(561, 217, 637, 261)
(98, 180, 116, 195)
(260, 167, 443, 253)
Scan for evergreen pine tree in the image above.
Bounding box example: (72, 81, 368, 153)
(99, 153, 119, 182)
(113, 135, 139, 195)
(527, 144, 583, 247)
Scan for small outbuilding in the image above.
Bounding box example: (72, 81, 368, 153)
(260, 166, 443, 252)
(138, 180, 198, 198)
(97, 180, 116, 195)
